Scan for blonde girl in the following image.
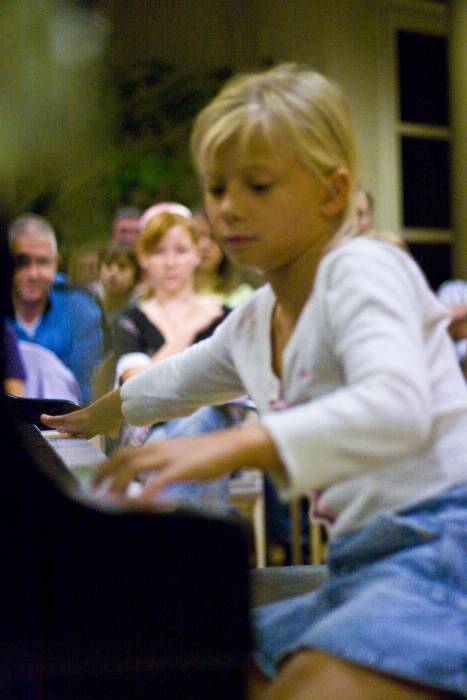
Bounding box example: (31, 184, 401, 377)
(43, 64, 467, 700)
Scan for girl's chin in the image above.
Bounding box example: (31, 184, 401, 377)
(156, 280, 187, 293)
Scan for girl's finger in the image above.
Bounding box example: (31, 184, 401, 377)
(41, 413, 80, 434)
(93, 445, 161, 489)
(93, 450, 129, 486)
(40, 413, 63, 428)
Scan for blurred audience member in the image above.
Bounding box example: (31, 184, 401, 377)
(93, 244, 141, 325)
(19, 341, 81, 403)
(128, 201, 192, 300)
(67, 243, 101, 288)
(7, 214, 104, 404)
(111, 206, 142, 248)
(193, 208, 255, 309)
(343, 188, 407, 250)
(112, 211, 226, 385)
(437, 279, 467, 372)
(4, 324, 26, 396)
(139, 202, 191, 231)
(354, 187, 375, 234)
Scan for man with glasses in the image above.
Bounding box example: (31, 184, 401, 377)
(7, 214, 103, 404)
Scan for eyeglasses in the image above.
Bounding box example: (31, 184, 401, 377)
(13, 254, 56, 269)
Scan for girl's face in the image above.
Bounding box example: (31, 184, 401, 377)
(140, 224, 200, 293)
(100, 260, 136, 296)
(197, 231, 223, 275)
(192, 212, 223, 275)
(202, 135, 335, 276)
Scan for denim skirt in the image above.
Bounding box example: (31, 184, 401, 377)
(254, 483, 467, 695)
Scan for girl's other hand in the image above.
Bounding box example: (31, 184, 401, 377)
(93, 422, 286, 501)
(41, 388, 125, 438)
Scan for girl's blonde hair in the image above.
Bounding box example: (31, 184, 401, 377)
(137, 211, 199, 256)
(191, 63, 357, 218)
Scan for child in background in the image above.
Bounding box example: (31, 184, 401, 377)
(344, 186, 407, 250)
(43, 64, 467, 699)
(94, 243, 141, 326)
(353, 187, 374, 234)
(193, 207, 255, 308)
(67, 244, 101, 289)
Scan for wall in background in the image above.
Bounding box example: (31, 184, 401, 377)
(96, 0, 463, 285)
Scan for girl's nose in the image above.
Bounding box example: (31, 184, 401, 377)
(218, 188, 242, 222)
(163, 253, 177, 266)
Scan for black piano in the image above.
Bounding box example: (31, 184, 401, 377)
(1, 229, 251, 699)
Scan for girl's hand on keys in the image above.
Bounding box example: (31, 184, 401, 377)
(93, 422, 286, 501)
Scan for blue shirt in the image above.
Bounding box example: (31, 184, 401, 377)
(9, 283, 104, 404)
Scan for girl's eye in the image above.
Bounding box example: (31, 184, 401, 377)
(207, 184, 225, 197)
(250, 182, 273, 193)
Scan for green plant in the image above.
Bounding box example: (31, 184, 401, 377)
(110, 61, 233, 208)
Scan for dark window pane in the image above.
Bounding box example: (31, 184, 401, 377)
(401, 137, 450, 228)
(407, 242, 452, 292)
(397, 30, 449, 126)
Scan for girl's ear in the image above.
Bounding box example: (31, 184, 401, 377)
(320, 168, 351, 220)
